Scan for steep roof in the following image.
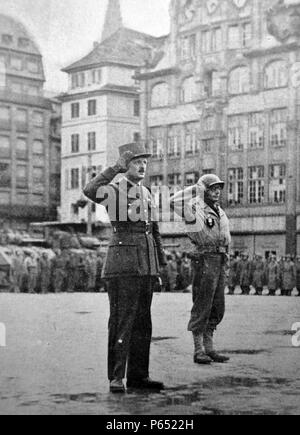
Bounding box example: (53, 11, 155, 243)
(0, 14, 41, 55)
(62, 27, 166, 73)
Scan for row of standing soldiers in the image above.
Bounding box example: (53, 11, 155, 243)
(228, 253, 300, 296)
(10, 248, 107, 294)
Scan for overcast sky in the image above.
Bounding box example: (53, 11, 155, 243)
(0, 0, 171, 93)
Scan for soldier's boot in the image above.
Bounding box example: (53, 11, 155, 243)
(193, 333, 212, 365)
(204, 330, 230, 363)
(110, 379, 125, 394)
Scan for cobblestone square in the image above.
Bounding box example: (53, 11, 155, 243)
(0, 293, 299, 415)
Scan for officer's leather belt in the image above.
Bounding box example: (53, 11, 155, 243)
(112, 224, 152, 234)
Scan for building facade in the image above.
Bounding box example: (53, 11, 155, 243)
(60, 0, 162, 224)
(137, 0, 300, 257)
(0, 14, 60, 231)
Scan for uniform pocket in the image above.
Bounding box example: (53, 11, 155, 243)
(104, 244, 141, 276)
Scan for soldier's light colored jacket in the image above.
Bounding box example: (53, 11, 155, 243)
(83, 166, 166, 279)
(170, 186, 231, 250)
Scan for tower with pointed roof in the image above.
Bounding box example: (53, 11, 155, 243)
(101, 0, 123, 42)
(59, 0, 164, 225)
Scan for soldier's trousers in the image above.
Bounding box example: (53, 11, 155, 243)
(188, 255, 226, 335)
(106, 276, 154, 382)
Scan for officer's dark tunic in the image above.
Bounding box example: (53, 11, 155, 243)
(84, 167, 166, 381)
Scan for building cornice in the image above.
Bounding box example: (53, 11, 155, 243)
(0, 89, 52, 110)
(244, 42, 299, 58)
(59, 85, 140, 102)
(62, 60, 141, 74)
(135, 67, 179, 81)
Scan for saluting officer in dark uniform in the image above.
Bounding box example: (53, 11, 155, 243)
(84, 142, 166, 393)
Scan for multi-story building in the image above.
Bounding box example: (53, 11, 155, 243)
(0, 14, 59, 231)
(137, 0, 300, 257)
(59, 0, 163, 224)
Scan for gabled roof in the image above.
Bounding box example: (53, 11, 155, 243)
(62, 27, 166, 73)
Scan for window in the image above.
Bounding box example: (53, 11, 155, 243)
(71, 103, 80, 119)
(203, 169, 215, 175)
(0, 162, 11, 187)
(33, 140, 44, 155)
(249, 112, 265, 149)
(185, 122, 200, 155)
(27, 59, 39, 73)
(270, 109, 287, 148)
(71, 168, 80, 189)
(18, 38, 30, 49)
(248, 166, 265, 204)
(168, 173, 182, 188)
(0, 56, 6, 87)
(2, 34, 13, 45)
(150, 175, 163, 186)
(11, 82, 22, 94)
(180, 34, 196, 60)
(11, 56, 22, 71)
(269, 164, 286, 204)
(203, 139, 214, 153)
(33, 112, 44, 127)
(150, 127, 164, 159)
(88, 132, 96, 151)
(228, 115, 245, 150)
(16, 164, 28, 188)
(16, 138, 27, 160)
(228, 168, 244, 205)
(203, 115, 215, 131)
(151, 83, 169, 108)
(202, 31, 210, 53)
(202, 28, 223, 53)
(167, 125, 181, 158)
(185, 172, 199, 186)
(33, 167, 44, 184)
(17, 109, 27, 124)
(242, 23, 252, 48)
(181, 76, 198, 103)
(228, 67, 250, 95)
(91, 69, 102, 84)
(264, 61, 288, 89)
(228, 25, 240, 49)
(27, 86, 39, 96)
(204, 70, 221, 97)
(133, 132, 140, 142)
(0, 106, 9, 121)
(211, 71, 221, 97)
(88, 99, 97, 116)
(0, 136, 10, 158)
(71, 134, 80, 153)
(71, 72, 85, 89)
(134, 99, 140, 117)
(212, 28, 222, 52)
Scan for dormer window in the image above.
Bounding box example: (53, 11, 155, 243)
(2, 34, 13, 45)
(18, 37, 30, 48)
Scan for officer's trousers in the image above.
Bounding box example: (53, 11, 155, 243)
(188, 255, 226, 335)
(106, 276, 153, 381)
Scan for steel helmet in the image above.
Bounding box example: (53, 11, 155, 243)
(199, 174, 225, 191)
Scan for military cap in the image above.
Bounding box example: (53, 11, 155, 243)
(119, 142, 152, 166)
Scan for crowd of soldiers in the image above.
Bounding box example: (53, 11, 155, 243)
(162, 251, 300, 296)
(1, 247, 107, 294)
(1, 245, 300, 296)
(226, 253, 300, 296)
